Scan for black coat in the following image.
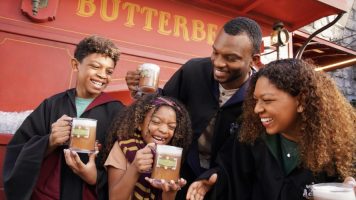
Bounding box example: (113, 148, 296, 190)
(209, 137, 339, 200)
(3, 89, 124, 200)
(162, 57, 249, 198)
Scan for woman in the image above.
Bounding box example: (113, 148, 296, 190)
(187, 59, 355, 200)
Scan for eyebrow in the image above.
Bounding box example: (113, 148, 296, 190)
(91, 61, 114, 69)
(253, 93, 275, 98)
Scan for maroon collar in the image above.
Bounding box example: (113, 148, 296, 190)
(85, 92, 118, 112)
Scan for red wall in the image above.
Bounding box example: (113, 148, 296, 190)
(0, 1, 231, 197)
(0, 0, 232, 112)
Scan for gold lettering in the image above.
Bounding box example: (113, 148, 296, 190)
(173, 15, 189, 41)
(207, 24, 218, 45)
(123, 2, 140, 27)
(100, 0, 121, 22)
(76, 0, 96, 17)
(141, 7, 158, 31)
(191, 19, 206, 42)
(158, 11, 172, 35)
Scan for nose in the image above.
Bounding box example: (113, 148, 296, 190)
(254, 100, 264, 114)
(96, 70, 107, 79)
(158, 124, 169, 134)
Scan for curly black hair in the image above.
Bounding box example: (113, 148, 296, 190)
(104, 93, 193, 162)
(223, 17, 262, 54)
(240, 58, 356, 178)
(74, 35, 120, 66)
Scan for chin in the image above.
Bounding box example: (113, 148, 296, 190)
(265, 129, 278, 135)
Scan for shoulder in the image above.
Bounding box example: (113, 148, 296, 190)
(179, 57, 213, 76)
(183, 57, 212, 68)
(43, 89, 74, 104)
(100, 93, 125, 111)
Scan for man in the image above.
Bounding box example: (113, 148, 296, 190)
(3, 35, 125, 200)
(125, 17, 262, 199)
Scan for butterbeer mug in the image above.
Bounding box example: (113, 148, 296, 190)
(69, 118, 97, 153)
(138, 63, 160, 94)
(151, 144, 183, 183)
(305, 183, 356, 200)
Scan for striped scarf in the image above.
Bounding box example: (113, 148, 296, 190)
(118, 133, 162, 200)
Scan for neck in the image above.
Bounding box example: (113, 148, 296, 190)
(281, 132, 299, 142)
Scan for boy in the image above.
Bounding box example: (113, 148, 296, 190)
(3, 35, 124, 200)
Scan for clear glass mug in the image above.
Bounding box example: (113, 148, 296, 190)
(304, 182, 356, 200)
(69, 118, 97, 153)
(138, 63, 160, 94)
(151, 144, 183, 183)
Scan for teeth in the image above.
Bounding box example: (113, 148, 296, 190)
(153, 135, 165, 142)
(92, 81, 103, 86)
(215, 68, 226, 72)
(261, 118, 272, 123)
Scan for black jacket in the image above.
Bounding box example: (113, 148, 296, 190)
(162, 57, 249, 197)
(209, 137, 339, 200)
(3, 89, 124, 200)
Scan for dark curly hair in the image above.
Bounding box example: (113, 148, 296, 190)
(104, 93, 192, 162)
(74, 35, 120, 65)
(223, 17, 262, 54)
(240, 59, 356, 178)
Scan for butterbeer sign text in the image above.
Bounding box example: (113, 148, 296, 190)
(76, 0, 218, 45)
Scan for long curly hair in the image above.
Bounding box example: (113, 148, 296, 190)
(104, 93, 192, 161)
(240, 59, 356, 178)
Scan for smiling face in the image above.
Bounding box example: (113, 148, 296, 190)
(253, 76, 301, 140)
(211, 30, 257, 89)
(72, 53, 115, 98)
(140, 105, 177, 145)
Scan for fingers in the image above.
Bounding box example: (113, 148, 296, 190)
(208, 173, 218, 185)
(145, 178, 183, 192)
(125, 70, 140, 91)
(50, 115, 72, 147)
(187, 185, 204, 200)
(186, 177, 214, 200)
(177, 178, 187, 188)
(186, 182, 199, 199)
(133, 147, 154, 172)
(63, 149, 85, 173)
(88, 141, 100, 161)
(344, 177, 356, 188)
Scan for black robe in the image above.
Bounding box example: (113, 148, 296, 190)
(208, 136, 339, 200)
(162, 57, 249, 199)
(3, 89, 124, 200)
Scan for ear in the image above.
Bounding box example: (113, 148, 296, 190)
(251, 54, 262, 69)
(71, 58, 79, 71)
(296, 99, 304, 113)
(297, 105, 304, 113)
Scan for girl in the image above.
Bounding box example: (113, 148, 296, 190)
(104, 94, 192, 200)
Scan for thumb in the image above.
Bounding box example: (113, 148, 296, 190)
(208, 173, 218, 185)
(88, 150, 98, 162)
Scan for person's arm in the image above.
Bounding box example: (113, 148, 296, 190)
(108, 144, 155, 200)
(3, 99, 58, 200)
(108, 163, 140, 200)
